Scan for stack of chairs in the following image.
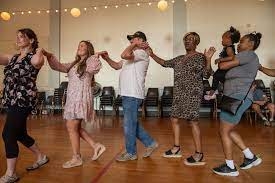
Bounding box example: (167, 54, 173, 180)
(160, 86, 173, 117)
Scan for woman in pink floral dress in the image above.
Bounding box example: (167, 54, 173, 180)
(42, 41, 105, 168)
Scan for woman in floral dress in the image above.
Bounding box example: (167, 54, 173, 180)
(148, 32, 215, 165)
(43, 41, 105, 168)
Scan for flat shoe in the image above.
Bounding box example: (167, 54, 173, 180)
(26, 155, 49, 171)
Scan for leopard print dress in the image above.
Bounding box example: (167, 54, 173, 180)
(163, 53, 211, 120)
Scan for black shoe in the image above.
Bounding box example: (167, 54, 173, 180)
(212, 163, 239, 177)
(184, 151, 206, 166)
(162, 145, 182, 158)
(240, 155, 262, 169)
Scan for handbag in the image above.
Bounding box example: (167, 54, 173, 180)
(219, 73, 257, 115)
(219, 95, 244, 115)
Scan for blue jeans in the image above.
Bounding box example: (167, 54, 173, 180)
(122, 96, 155, 155)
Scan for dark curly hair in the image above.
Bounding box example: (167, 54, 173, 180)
(17, 28, 39, 51)
(244, 32, 262, 50)
(228, 26, 241, 44)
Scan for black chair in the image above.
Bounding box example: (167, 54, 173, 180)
(51, 88, 65, 114)
(99, 86, 115, 115)
(144, 88, 160, 117)
(35, 91, 46, 114)
(160, 86, 173, 117)
(114, 95, 122, 116)
(201, 80, 215, 118)
(59, 81, 68, 90)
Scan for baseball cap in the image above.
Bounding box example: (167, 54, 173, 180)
(127, 31, 147, 41)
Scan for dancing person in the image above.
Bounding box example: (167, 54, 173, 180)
(101, 31, 158, 162)
(42, 40, 106, 168)
(147, 32, 215, 165)
(212, 32, 263, 176)
(205, 26, 240, 100)
(0, 28, 48, 183)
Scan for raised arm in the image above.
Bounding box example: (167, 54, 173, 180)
(101, 51, 123, 70)
(203, 47, 216, 78)
(259, 65, 275, 77)
(0, 53, 13, 66)
(31, 48, 44, 69)
(146, 46, 165, 66)
(86, 55, 102, 74)
(43, 49, 76, 73)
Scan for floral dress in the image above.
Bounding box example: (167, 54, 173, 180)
(163, 53, 211, 120)
(49, 55, 101, 123)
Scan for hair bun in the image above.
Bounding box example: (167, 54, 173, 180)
(229, 26, 236, 32)
(255, 32, 262, 40)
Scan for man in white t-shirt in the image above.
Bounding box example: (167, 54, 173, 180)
(101, 31, 158, 161)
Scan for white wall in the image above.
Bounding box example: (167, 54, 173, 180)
(1, 0, 275, 92)
(60, 1, 175, 91)
(0, 0, 50, 90)
(186, 0, 275, 86)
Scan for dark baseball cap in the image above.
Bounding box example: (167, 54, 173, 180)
(127, 31, 147, 41)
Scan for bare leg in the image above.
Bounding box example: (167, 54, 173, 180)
(251, 104, 265, 119)
(79, 128, 96, 148)
(171, 117, 180, 152)
(189, 120, 202, 153)
(219, 121, 235, 160)
(5, 158, 17, 176)
(28, 143, 45, 162)
(229, 131, 247, 151)
(66, 120, 81, 155)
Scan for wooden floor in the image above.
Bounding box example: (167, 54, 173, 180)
(0, 114, 274, 183)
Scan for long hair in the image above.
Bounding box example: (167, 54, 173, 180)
(17, 28, 39, 51)
(75, 41, 95, 77)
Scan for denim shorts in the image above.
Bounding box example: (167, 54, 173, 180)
(220, 95, 252, 124)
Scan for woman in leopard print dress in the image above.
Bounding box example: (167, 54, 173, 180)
(148, 32, 215, 165)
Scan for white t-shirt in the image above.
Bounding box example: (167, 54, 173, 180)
(119, 49, 149, 99)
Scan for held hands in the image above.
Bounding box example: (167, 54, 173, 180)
(98, 51, 109, 60)
(95, 51, 108, 58)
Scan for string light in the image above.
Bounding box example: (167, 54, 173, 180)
(0, 1, 176, 18)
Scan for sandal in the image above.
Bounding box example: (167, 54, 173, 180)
(184, 151, 206, 166)
(0, 173, 20, 183)
(162, 145, 182, 158)
(62, 154, 83, 169)
(26, 155, 49, 171)
(91, 143, 106, 161)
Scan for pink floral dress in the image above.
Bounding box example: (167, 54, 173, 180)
(48, 55, 101, 123)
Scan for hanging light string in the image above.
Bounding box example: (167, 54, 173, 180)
(0, 0, 177, 17)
